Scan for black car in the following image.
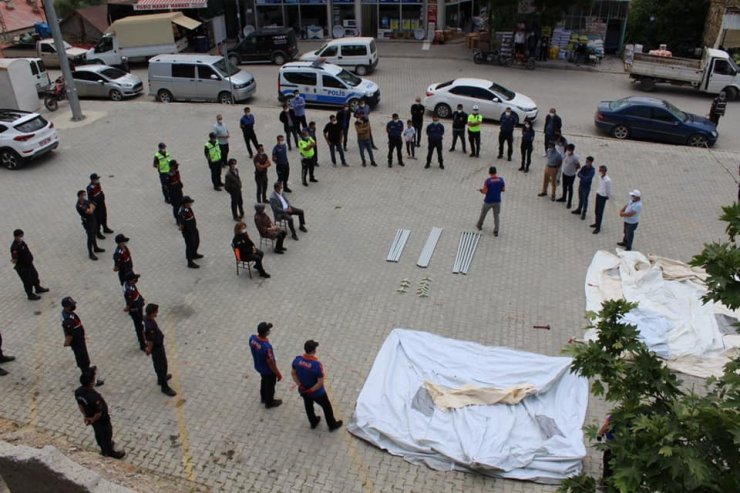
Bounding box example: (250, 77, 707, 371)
(227, 28, 298, 66)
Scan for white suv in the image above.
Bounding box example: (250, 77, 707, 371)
(0, 110, 59, 169)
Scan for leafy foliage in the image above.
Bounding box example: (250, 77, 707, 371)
(627, 0, 710, 55)
(53, 0, 105, 21)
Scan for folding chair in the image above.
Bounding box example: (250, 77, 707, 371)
(233, 248, 253, 278)
(259, 233, 275, 251)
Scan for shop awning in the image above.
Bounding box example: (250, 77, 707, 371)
(133, 0, 207, 11)
(171, 15, 202, 30)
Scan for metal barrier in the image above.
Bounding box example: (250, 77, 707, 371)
(417, 227, 443, 268)
(386, 229, 411, 262)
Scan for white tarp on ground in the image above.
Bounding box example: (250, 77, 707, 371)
(347, 329, 589, 484)
(584, 250, 740, 378)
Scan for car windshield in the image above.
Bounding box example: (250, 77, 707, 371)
(16, 116, 48, 133)
(489, 82, 515, 100)
(214, 58, 240, 77)
(100, 67, 127, 80)
(662, 100, 688, 122)
(336, 69, 361, 87)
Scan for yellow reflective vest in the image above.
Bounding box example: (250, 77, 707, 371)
(467, 114, 482, 133)
(154, 150, 171, 174)
(298, 137, 315, 159)
(205, 141, 222, 163)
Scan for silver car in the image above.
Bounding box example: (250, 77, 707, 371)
(72, 65, 143, 101)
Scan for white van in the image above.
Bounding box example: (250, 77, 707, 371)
(278, 60, 380, 109)
(299, 37, 378, 75)
(148, 54, 256, 104)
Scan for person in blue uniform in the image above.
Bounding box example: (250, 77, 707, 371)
(87, 173, 114, 238)
(178, 196, 203, 269)
(143, 303, 176, 397)
(76, 190, 105, 261)
(167, 160, 184, 225)
(74, 367, 125, 459)
(249, 322, 283, 408)
(122, 272, 146, 351)
(10, 229, 49, 300)
(425, 115, 445, 169)
(61, 297, 104, 386)
(386, 114, 404, 168)
(112, 234, 134, 285)
(291, 340, 343, 431)
(497, 107, 519, 161)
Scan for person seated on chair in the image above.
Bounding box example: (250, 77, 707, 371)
(231, 222, 270, 278)
(254, 203, 287, 254)
(269, 181, 307, 241)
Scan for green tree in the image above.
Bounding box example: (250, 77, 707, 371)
(627, 0, 710, 55)
(53, 0, 105, 20)
(559, 203, 740, 493)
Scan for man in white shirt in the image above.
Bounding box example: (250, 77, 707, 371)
(591, 165, 612, 234)
(269, 181, 307, 241)
(618, 190, 643, 251)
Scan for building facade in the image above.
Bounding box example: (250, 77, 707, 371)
(704, 0, 740, 49)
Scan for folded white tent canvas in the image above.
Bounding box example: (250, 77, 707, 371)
(348, 329, 589, 484)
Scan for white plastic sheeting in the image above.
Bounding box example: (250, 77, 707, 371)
(584, 250, 740, 378)
(348, 329, 589, 484)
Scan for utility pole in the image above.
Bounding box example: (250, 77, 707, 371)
(41, 0, 84, 121)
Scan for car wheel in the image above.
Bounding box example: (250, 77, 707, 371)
(639, 78, 656, 92)
(473, 52, 484, 64)
(687, 134, 708, 147)
(355, 65, 368, 76)
(0, 149, 21, 170)
(348, 98, 360, 112)
(219, 92, 234, 105)
(273, 53, 286, 65)
(611, 125, 629, 140)
(157, 89, 174, 103)
(434, 103, 451, 118)
(109, 89, 123, 101)
(229, 55, 240, 66)
(723, 86, 738, 101)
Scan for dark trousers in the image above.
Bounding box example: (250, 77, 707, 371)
(240, 248, 266, 274)
(544, 132, 554, 153)
(358, 140, 375, 164)
(301, 157, 316, 184)
(284, 125, 299, 149)
(295, 115, 307, 130)
(72, 343, 91, 373)
(92, 416, 114, 456)
(561, 175, 576, 207)
(602, 449, 613, 480)
(129, 308, 146, 350)
(468, 132, 481, 156)
(426, 140, 443, 166)
(328, 142, 346, 165)
(276, 165, 290, 190)
(158, 173, 170, 203)
(521, 142, 533, 169)
(82, 220, 99, 255)
(498, 131, 513, 158)
(412, 120, 422, 146)
(182, 230, 200, 262)
(594, 194, 608, 229)
(229, 191, 244, 218)
(242, 128, 258, 157)
(277, 207, 305, 236)
(15, 265, 40, 297)
(170, 190, 183, 224)
(622, 222, 639, 250)
(94, 201, 109, 233)
(273, 230, 287, 250)
(255, 172, 268, 203)
(406, 141, 415, 157)
(260, 373, 277, 404)
(219, 143, 229, 165)
(209, 161, 222, 189)
(341, 127, 349, 150)
(709, 114, 720, 126)
(301, 392, 339, 428)
(575, 187, 591, 217)
(388, 137, 403, 165)
(451, 129, 466, 152)
(151, 346, 168, 386)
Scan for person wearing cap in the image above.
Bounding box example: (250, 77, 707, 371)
(270, 181, 307, 241)
(61, 297, 104, 386)
(386, 113, 405, 168)
(0, 330, 16, 376)
(212, 113, 230, 165)
(253, 145, 272, 203)
(324, 114, 347, 167)
(87, 173, 114, 239)
(290, 89, 308, 131)
(112, 234, 134, 285)
(410, 97, 425, 147)
(591, 165, 612, 234)
(178, 196, 203, 268)
(272, 135, 292, 192)
(425, 114, 445, 170)
(152, 142, 172, 203)
(544, 108, 562, 156)
(298, 128, 317, 187)
(10, 229, 48, 301)
(254, 203, 287, 253)
(76, 190, 105, 261)
(232, 222, 271, 278)
(167, 160, 184, 225)
(239, 106, 260, 158)
(143, 303, 176, 397)
(450, 104, 468, 153)
(74, 367, 125, 459)
(497, 107, 519, 161)
(249, 322, 283, 408)
(224, 158, 244, 221)
(709, 91, 727, 127)
(476, 166, 505, 237)
(467, 106, 483, 157)
(122, 273, 146, 351)
(618, 190, 643, 251)
(204, 132, 224, 191)
(291, 340, 343, 431)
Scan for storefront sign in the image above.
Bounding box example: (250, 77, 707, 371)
(134, 0, 207, 10)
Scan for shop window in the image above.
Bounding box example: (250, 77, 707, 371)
(341, 45, 367, 56)
(284, 72, 317, 85)
(322, 75, 345, 88)
(172, 64, 196, 78)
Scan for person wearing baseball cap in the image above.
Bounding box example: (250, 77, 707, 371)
(178, 196, 203, 268)
(249, 322, 283, 409)
(204, 132, 224, 191)
(122, 272, 146, 351)
(291, 340, 343, 431)
(618, 190, 643, 251)
(467, 105, 483, 157)
(87, 173, 114, 239)
(10, 229, 49, 300)
(112, 234, 133, 285)
(76, 189, 105, 261)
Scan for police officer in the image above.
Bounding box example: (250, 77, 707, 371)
(122, 272, 146, 351)
(425, 114, 445, 170)
(74, 368, 125, 459)
(10, 229, 49, 300)
(0, 330, 16, 377)
(272, 135, 292, 192)
(87, 173, 114, 238)
(410, 97, 425, 147)
(178, 196, 202, 269)
(386, 113, 404, 168)
(449, 104, 468, 153)
(497, 107, 519, 161)
(61, 297, 104, 386)
(168, 160, 184, 225)
(467, 105, 483, 158)
(249, 322, 283, 408)
(76, 190, 105, 261)
(143, 303, 176, 397)
(112, 234, 133, 285)
(204, 132, 224, 191)
(291, 340, 343, 431)
(298, 129, 317, 187)
(152, 142, 172, 203)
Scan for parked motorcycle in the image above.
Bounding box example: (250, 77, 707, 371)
(42, 76, 67, 112)
(498, 51, 536, 70)
(473, 49, 500, 65)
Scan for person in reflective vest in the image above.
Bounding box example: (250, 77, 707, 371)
(204, 132, 223, 191)
(467, 106, 483, 158)
(298, 129, 317, 187)
(152, 142, 171, 203)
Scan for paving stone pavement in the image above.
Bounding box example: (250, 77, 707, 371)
(0, 88, 737, 492)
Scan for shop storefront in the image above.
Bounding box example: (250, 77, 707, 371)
(255, 0, 331, 39)
(444, 0, 472, 30)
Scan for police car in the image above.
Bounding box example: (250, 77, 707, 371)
(278, 60, 380, 110)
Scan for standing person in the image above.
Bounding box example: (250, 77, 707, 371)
(467, 105, 482, 157)
(61, 297, 104, 386)
(87, 173, 114, 238)
(224, 159, 245, 220)
(239, 107, 259, 158)
(557, 144, 580, 208)
(253, 146, 272, 204)
(272, 135, 292, 192)
(249, 322, 283, 408)
(514, 25, 526, 56)
(298, 129, 317, 186)
(279, 103, 299, 150)
(425, 114, 445, 169)
(591, 165, 612, 234)
(597, 414, 615, 487)
(618, 190, 643, 251)
(386, 113, 405, 168)
(336, 104, 352, 151)
(476, 166, 505, 237)
(178, 196, 203, 268)
(497, 107, 519, 161)
(355, 98, 377, 149)
(538, 143, 563, 201)
(212, 114, 230, 164)
(112, 234, 133, 286)
(152, 142, 172, 203)
(543, 108, 562, 155)
(290, 90, 307, 130)
(204, 132, 224, 191)
(355, 115, 377, 167)
(167, 160, 184, 225)
(74, 368, 125, 459)
(410, 97, 425, 147)
(571, 156, 595, 220)
(709, 91, 727, 127)
(76, 190, 104, 261)
(232, 222, 271, 278)
(519, 120, 535, 172)
(403, 120, 417, 160)
(270, 182, 307, 240)
(0, 330, 16, 376)
(291, 340, 343, 431)
(254, 203, 287, 253)
(449, 104, 467, 153)
(10, 229, 48, 301)
(307, 121, 319, 165)
(143, 303, 176, 397)
(122, 272, 146, 351)
(323, 114, 347, 167)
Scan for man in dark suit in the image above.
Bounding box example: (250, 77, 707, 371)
(269, 181, 307, 241)
(543, 108, 562, 155)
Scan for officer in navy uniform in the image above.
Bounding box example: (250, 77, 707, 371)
(178, 196, 203, 269)
(291, 340, 343, 431)
(10, 229, 49, 300)
(167, 160, 184, 225)
(61, 297, 104, 386)
(86, 173, 114, 239)
(112, 234, 133, 285)
(143, 303, 176, 396)
(122, 272, 146, 351)
(249, 322, 283, 408)
(386, 113, 405, 168)
(75, 367, 125, 459)
(76, 190, 105, 261)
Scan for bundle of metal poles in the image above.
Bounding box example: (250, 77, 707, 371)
(452, 231, 480, 274)
(417, 227, 443, 268)
(386, 229, 411, 262)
